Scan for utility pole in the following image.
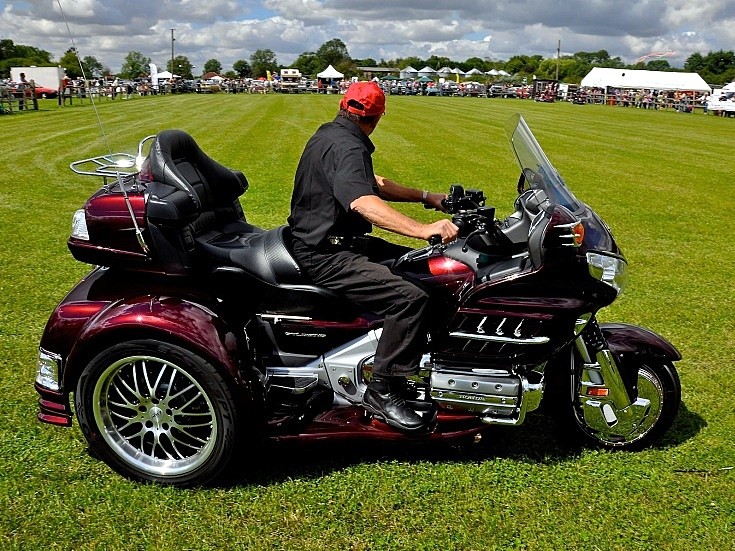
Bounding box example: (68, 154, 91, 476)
(171, 28, 175, 73)
(556, 39, 560, 81)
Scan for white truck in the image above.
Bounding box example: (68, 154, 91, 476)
(706, 83, 735, 115)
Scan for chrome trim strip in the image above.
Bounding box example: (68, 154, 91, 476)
(449, 330, 549, 345)
(257, 313, 312, 323)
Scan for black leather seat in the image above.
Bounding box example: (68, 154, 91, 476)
(146, 129, 263, 271)
(145, 130, 349, 315)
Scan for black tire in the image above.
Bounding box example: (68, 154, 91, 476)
(549, 350, 681, 451)
(75, 339, 241, 486)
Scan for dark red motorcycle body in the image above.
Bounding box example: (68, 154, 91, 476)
(35, 117, 682, 486)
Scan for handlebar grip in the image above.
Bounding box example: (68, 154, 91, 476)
(428, 235, 442, 246)
(424, 198, 449, 210)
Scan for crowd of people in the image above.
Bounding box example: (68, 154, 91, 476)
(3, 71, 734, 119)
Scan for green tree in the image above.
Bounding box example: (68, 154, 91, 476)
(232, 59, 252, 78)
(250, 49, 278, 78)
(119, 51, 151, 80)
(203, 58, 222, 74)
(353, 57, 378, 67)
(291, 51, 320, 77)
(59, 48, 83, 78)
(505, 55, 543, 76)
(646, 59, 672, 71)
(426, 55, 452, 70)
(0, 39, 53, 78)
(396, 56, 424, 70)
(316, 38, 350, 68)
(167, 55, 194, 78)
(683, 52, 705, 73)
(462, 57, 487, 72)
(82, 56, 104, 78)
(703, 50, 735, 75)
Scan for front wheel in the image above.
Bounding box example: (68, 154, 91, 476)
(75, 339, 242, 486)
(551, 352, 681, 451)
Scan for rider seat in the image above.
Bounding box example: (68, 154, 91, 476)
(145, 130, 354, 317)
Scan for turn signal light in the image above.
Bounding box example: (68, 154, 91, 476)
(587, 387, 610, 397)
(572, 222, 585, 247)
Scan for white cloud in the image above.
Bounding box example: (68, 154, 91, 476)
(1, 0, 733, 73)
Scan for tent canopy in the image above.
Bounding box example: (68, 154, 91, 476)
(317, 65, 344, 79)
(581, 67, 710, 92)
(155, 70, 179, 80)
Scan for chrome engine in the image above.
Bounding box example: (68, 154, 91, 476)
(428, 365, 544, 426)
(263, 329, 545, 427)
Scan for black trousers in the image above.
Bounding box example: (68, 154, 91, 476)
(291, 236, 429, 377)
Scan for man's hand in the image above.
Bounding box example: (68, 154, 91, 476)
(351, 195, 458, 244)
(422, 219, 459, 244)
(424, 192, 448, 212)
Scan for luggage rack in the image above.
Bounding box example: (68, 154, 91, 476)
(69, 135, 156, 188)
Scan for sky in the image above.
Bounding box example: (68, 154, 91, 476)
(1, 0, 734, 74)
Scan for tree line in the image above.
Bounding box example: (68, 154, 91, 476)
(2, 37, 734, 86)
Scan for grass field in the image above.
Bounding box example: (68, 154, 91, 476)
(1, 93, 733, 550)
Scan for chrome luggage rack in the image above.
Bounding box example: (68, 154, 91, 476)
(69, 135, 156, 188)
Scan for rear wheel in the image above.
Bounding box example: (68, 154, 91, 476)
(75, 339, 241, 486)
(550, 350, 681, 451)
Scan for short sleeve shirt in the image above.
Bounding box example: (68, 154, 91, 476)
(288, 117, 378, 247)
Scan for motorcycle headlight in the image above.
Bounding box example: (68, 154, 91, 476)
(587, 252, 628, 295)
(71, 209, 89, 240)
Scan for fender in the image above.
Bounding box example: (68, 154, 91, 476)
(600, 322, 682, 361)
(65, 295, 242, 387)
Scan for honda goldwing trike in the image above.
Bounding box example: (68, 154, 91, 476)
(35, 114, 681, 486)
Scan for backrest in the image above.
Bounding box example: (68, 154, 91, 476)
(149, 129, 248, 214)
(145, 130, 251, 272)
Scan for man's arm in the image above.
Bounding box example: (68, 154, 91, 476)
(350, 195, 458, 243)
(374, 175, 446, 211)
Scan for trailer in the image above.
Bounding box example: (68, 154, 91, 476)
(280, 68, 302, 93)
(10, 66, 66, 90)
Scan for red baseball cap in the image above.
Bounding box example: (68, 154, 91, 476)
(340, 81, 386, 117)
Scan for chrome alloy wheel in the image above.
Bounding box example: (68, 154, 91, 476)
(590, 365, 664, 446)
(92, 354, 218, 476)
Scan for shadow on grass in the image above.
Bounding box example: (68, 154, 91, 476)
(217, 402, 705, 488)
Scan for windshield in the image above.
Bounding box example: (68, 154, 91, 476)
(504, 114, 582, 213)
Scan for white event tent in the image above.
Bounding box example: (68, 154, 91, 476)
(400, 66, 418, 79)
(580, 67, 711, 92)
(317, 65, 344, 79)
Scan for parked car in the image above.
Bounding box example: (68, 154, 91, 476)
(32, 85, 58, 99)
(488, 85, 518, 98)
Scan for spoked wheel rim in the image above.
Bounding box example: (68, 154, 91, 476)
(580, 364, 665, 447)
(92, 354, 218, 477)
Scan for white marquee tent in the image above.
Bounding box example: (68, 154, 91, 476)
(400, 66, 418, 79)
(317, 65, 344, 79)
(155, 70, 179, 80)
(580, 67, 711, 92)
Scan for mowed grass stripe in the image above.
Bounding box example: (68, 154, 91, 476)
(0, 93, 733, 550)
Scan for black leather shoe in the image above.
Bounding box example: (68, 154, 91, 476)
(362, 378, 428, 432)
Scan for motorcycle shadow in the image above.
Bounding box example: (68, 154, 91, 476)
(220, 402, 704, 488)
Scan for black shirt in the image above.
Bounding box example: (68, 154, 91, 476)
(288, 116, 378, 247)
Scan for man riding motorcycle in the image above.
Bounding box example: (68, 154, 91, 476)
(288, 81, 458, 432)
